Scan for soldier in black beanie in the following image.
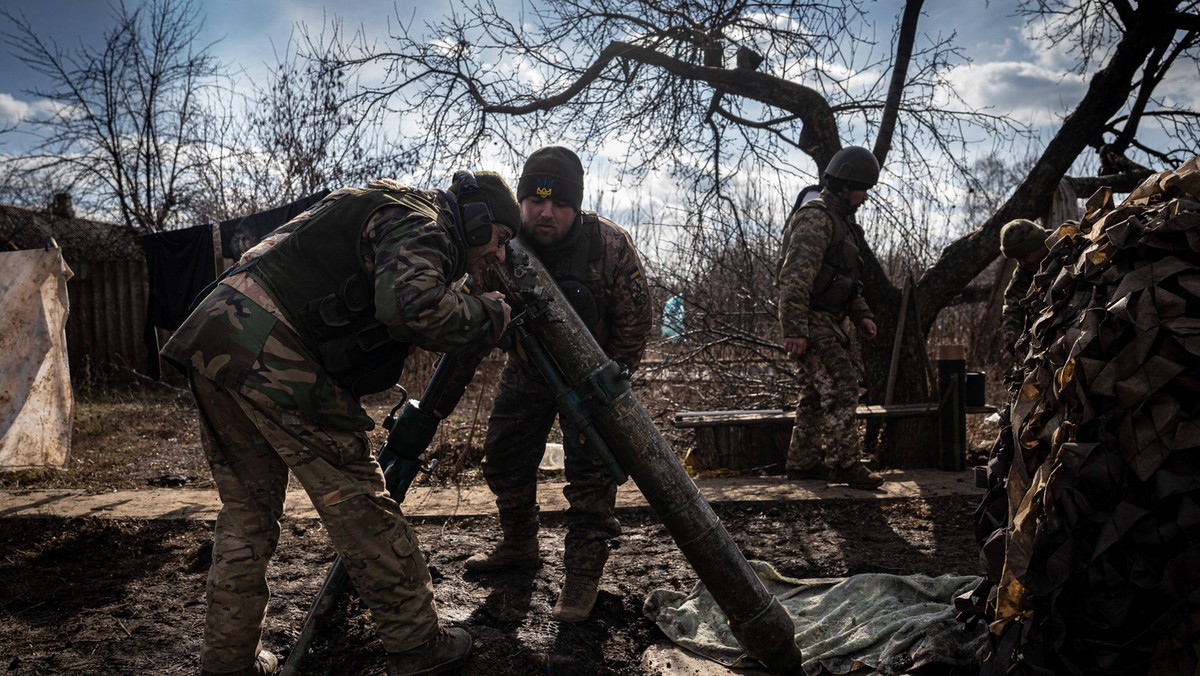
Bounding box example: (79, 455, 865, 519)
(466, 146, 654, 623)
(513, 146, 586, 246)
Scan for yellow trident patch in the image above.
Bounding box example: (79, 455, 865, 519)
(536, 186, 553, 198)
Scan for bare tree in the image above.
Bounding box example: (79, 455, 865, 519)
(0, 0, 224, 232)
(321, 0, 1200, 463)
(189, 22, 414, 225)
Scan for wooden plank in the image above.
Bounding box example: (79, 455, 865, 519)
(885, 272, 912, 405)
(673, 404, 997, 428)
(682, 425, 790, 473)
(674, 410, 792, 427)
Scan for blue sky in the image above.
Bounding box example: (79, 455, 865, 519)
(3, 0, 1108, 245)
(0, 1, 1066, 138)
(11, 0, 1174, 243)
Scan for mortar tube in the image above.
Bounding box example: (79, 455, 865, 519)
(495, 240, 804, 675)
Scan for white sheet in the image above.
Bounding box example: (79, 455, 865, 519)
(0, 248, 74, 471)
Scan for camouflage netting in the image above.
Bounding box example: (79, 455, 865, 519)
(963, 157, 1200, 675)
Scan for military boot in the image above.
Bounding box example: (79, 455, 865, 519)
(552, 574, 600, 622)
(463, 538, 540, 572)
(387, 626, 472, 676)
(830, 462, 884, 490)
(200, 649, 278, 676)
(785, 462, 831, 481)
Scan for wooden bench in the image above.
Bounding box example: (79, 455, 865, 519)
(673, 404, 997, 471)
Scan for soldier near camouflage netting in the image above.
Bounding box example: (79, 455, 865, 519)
(777, 146, 884, 490)
(463, 146, 653, 623)
(966, 157, 1200, 675)
(998, 218, 1052, 356)
(162, 173, 519, 676)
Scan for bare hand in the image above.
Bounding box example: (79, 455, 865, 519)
(783, 336, 808, 357)
(480, 291, 511, 331)
(858, 318, 878, 341)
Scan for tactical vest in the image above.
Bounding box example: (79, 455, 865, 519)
(540, 211, 607, 333)
(248, 187, 462, 397)
(801, 197, 864, 314)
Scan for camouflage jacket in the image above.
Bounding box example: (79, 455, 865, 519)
(161, 180, 507, 431)
(777, 189, 873, 339)
(1001, 263, 1036, 353)
(483, 211, 652, 373)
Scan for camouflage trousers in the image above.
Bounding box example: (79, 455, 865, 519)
(187, 373, 438, 672)
(481, 363, 621, 578)
(786, 331, 865, 471)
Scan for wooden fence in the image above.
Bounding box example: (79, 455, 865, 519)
(64, 258, 152, 382)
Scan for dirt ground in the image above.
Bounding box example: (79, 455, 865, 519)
(0, 383, 988, 675)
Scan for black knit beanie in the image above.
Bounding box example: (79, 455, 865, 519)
(517, 146, 585, 212)
(449, 170, 520, 245)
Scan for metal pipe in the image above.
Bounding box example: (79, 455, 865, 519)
(496, 239, 804, 675)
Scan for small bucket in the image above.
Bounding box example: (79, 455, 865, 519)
(965, 371, 987, 407)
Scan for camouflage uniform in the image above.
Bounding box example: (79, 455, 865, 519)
(1001, 264, 1036, 355)
(480, 212, 651, 577)
(777, 189, 874, 473)
(162, 181, 506, 672)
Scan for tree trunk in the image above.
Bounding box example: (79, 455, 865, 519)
(856, 2, 1179, 467)
(858, 239, 939, 467)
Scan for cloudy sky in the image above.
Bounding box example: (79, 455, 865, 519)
(4, 0, 1122, 253)
(0, 0, 1082, 146)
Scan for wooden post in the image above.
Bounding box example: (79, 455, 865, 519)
(936, 344, 967, 471)
(884, 273, 912, 405)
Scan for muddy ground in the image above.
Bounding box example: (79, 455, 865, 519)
(0, 384, 988, 675)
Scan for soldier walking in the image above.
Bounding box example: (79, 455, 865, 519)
(777, 146, 884, 490)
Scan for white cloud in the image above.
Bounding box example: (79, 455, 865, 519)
(0, 94, 31, 125)
(947, 61, 1087, 128)
(0, 93, 60, 125)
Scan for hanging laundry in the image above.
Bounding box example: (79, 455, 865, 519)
(218, 191, 330, 261)
(139, 223, 217, 332)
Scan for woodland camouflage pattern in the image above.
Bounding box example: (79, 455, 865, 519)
(163, 181, 508, 430)
(188, 374, 438, 671)
(777, 189, 874, 472)
(162, 180, 505, 672)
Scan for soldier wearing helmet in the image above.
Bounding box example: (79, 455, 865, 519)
(999, 218, 1050, 355)
(776, 145, 883, 490)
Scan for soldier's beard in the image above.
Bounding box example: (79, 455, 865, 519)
(524, 221, 563, 248)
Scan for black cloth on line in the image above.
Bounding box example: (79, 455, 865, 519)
(218, 190, 330, 260)
(139, 223, 217, 333)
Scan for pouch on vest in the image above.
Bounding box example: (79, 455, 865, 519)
(805, 199, 863, 315)
(313, 324, 412, 397)
(810, 271, 860, 313)
(559, 279, 600, 331)
(251, 187, 453, 397)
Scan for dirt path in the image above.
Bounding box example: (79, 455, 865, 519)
(0, 469, 981, 520)
(0, 471, 985, 675)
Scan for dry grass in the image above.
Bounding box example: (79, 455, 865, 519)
(2, 338, 1001, 492)
(0, 382, 207, 491)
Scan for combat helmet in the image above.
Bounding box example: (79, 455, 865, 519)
(999, 218, 1049, 259)
(824, 146, 880, 190)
